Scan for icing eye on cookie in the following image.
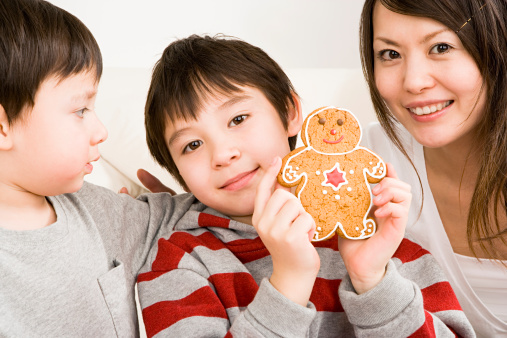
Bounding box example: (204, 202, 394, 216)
(318, 117, 326, 125)
(337, 119, 344, 126)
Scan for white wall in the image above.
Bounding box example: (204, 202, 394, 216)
(49, 0, 364, 70)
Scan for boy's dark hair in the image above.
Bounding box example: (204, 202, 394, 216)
(145, 34, 298, 189)
(0, 0, 102, 124)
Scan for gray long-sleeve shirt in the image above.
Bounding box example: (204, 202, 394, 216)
(0, 182, 194, 337)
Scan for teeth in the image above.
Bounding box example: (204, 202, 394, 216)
(409, 101, 451, 115)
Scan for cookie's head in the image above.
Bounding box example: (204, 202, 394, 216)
(302, 107, 361, 154)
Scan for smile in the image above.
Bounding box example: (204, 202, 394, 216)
(408, 100, 452, 116)
(220, 168, 259, 191)
(324, 135, 344, 144)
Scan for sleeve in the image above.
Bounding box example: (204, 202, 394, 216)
(137, 236, 316, 338)
(75, 182, 196, 278)
(338, 242, 476, 338)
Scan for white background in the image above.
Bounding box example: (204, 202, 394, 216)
(49, 0, 364, 70)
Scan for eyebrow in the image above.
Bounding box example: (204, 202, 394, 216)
(167, 126, 191, 150)
(71, 90, 97, 103)
(374, 28, 453, 46)
(218, 94, 252, 110)
(166, 93, 253, 149)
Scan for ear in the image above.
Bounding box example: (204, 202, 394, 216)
(0, 104, 13, 150)
(286, 92, 303, 137)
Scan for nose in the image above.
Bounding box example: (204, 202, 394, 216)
(330, 129, 337, 135)
(402, 57, 435, 94)
(90, 112, 108, 145)
(211, 141, 240, 169)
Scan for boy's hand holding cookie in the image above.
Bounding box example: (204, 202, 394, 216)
(252, 157, 320, 307)
(338, 163, 412, 294)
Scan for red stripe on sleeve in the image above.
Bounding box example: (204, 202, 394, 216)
(142, 286, 227, 338)
(209, 272, 259, 309)
(393, 238, 429, 263)
(138, 238, 186, 282)
(310, 278, 344, 312)
(421, 281, 463, 312)
(199, 213, 231, 228)
(408, 311, 436, 338)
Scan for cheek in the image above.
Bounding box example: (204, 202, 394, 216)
(374, 68, 398, 104)
(176, 158, 207, 190)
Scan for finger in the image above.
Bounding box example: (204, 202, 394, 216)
(374, 202, 408, 222)
(287, 212, 316, 242)
(372, 173, 410, 197)
(118, 187, 129, 195)
(137, 169, 177, 195)
(264, 194, 304, 232)
(373, 186, 412, 206)
(385, 162, 398, 180)
(253, 157, 282, 224)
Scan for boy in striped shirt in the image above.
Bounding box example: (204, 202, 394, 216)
(137, 34, 474, 337)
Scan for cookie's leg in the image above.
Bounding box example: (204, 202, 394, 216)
(337, 217, 376, 239)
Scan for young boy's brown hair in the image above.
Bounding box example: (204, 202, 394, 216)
(0, 0, 102, 124)
(145, 34, 298, 189)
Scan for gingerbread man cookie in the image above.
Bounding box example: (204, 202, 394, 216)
(277, 106, 386, 241)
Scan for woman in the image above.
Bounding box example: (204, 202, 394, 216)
(360, 0, 507, 336)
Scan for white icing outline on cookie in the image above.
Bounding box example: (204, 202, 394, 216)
(280, 106, 386, 241)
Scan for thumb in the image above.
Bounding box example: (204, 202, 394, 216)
(137, 168, 177, 195)
(252, 157, 282, 224)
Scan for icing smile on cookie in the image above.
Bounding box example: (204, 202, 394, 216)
(324, 135, 344, 144)
(407, 100, 452, 116)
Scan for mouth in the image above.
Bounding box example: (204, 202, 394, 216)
(407, 100, 453, 116)
(220, 167, 259, 191)
(323, 135, 344, 144)
(84, 156, 100, 174)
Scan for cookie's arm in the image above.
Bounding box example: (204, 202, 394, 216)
(277, 147, 308, 188)
(357, 148, 386, 184)
(339, 240, 475, 337)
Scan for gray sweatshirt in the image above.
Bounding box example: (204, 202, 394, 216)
(0, 182, 194, 337)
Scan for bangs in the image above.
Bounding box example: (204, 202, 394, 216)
(161, 65, 246, 124)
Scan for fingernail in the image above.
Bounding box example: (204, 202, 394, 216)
(271, 157, 279, 166)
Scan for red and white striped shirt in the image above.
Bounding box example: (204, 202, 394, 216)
(138, 203, 474, 337)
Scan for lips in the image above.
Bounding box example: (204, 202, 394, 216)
(220, 168, 259, 191)
(407, 100, 453, 116)
(84, 156, 100, 174)
(323, 135, 344, 144)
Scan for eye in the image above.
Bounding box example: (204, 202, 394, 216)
(75, 108, 88, 118)
(377, 49, 401, 61)
(318, 117, 326, 125)
(337, 119, 344, 126)
(429, 43, 452, 55)
(229, 114, 247, 127)
(183, 140, 202, 154)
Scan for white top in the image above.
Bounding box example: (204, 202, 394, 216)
(455, 253, 507, 322)
(365, 122, 507, 338)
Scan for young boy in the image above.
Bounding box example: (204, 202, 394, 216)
(137, 35, 475, 337)
(0, 0, 194, 336)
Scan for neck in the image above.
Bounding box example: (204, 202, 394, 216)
(423, 132, 481, 186)
(0, 182, 56, 231)
(231, 214, 253, 226)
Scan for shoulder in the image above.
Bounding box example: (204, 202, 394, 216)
(392, 237, 430, 264)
